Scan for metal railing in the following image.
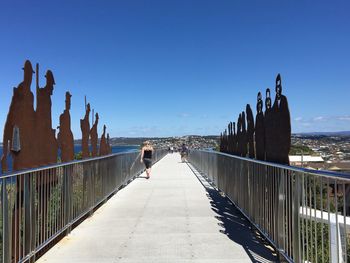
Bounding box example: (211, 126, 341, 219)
(0, 149, 167, 263)
(188, 150, 350, 263)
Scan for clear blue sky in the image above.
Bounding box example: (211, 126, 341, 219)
(0, 0, 349, 138)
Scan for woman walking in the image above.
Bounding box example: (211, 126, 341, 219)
(140, 141, 154, 179)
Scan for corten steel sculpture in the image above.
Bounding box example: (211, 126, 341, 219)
(264, 88, 274, 162)
(232, 122, 237, 155)
(36, 69, 58, 165)
(271, 74, 291, 165)
(255, 92, 265, 161)
(246, 104, 255, 158)
(1, 60, 37, 172)
(225, 129, 228, 153)
(57, 92, 74, 162)
(241, 111, 248, 157)
(99, 125, 109, 156)
(80, 103, 91, 158)
(229, 122, 234, 154)
(1, 60, 37, 263)
(228, 122, 233, 154)
(90, 113, 99, 157)
(220, 129, 228, 153)
(236, 114, 242, 156)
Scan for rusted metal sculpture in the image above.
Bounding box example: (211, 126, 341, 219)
(1, 60, 37, 262)
(271, 74, 291, 165)
(227, 122, 232, 154)
(255, 92, 265, 161)
(246, 104, 255, 158)
(219, 74, 291, 164)
(1, 60, 37, 172)
(264, 88, 273, 162)
(232, 122, 237, 155)
(90, 113, 99, 157)
(80, 103, 91, 158)
(241, 111, 247, 157)
(236, 114, 242, 156)
(36, 68, 58, 165)
(57, 92, 74, 162)
(99, 125, 109, 156)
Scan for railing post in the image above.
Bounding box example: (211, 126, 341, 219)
(277, 169, 285, 248)
(2, 180, 11, 263)
(24, 173, 31, 258)
(63, 166, 72, 234)
(293, 172, 301, 262)
(28, 173, 36, 263)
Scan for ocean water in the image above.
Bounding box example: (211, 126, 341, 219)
(0, 145, 139, 174)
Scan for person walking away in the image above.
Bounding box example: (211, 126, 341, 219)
(180, 143, 188, 162)
(141, 141, 154, 179)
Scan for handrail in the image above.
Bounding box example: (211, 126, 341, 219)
(188, 149, 350, 263)
(0, 149, 168, 263)
(202, 149, 350, 179)
(0, 150, 140, 179)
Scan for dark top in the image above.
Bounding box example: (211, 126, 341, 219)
(181, 145, 188, 154)
(143, 149, 152, 159)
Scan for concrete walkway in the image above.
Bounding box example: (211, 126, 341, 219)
(37, 154, 278, 263)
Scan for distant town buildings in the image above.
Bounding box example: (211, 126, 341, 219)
(289, 134, 350, 174)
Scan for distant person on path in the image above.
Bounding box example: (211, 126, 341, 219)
(180, 143, 189, 162)
(140, 141, 154, 179)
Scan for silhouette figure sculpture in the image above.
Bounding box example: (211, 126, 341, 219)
(80, 103, 91, 158)
(232, 122, 237, 155)
(1, 60, 37, 172)
(255, 92, 265, 161)
(246, 104, 255, 158)
(36, 69, 58, 165)
(57, 92, 74, 162)
(271, 74, 291, 165)
(90, 113, 99, 157)
(241, 111, 247, 157)
(221, 129, 228, 153)
(236, 114, 242, 156)
(107, 133, 112, 154)
(228, 122, 233, 154)
(1, 60, 37, 263)
(264, 88, 274, 162)
(99, 125, 109, 156)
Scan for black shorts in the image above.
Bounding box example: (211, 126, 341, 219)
(143, 158, 152, 169)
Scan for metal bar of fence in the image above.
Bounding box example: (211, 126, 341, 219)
(0, 149, 167, 263)
(188, 150, 350, 263)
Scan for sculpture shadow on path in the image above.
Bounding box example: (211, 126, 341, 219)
(188, 163, 279, 263)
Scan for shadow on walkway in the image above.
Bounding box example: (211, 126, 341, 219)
(188, 164, 279, 263)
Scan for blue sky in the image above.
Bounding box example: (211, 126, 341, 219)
(0, 0, 349, 138)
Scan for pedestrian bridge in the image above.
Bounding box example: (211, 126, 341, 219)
(37, 154, 277, 263)
(1, 150, 349, 263)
